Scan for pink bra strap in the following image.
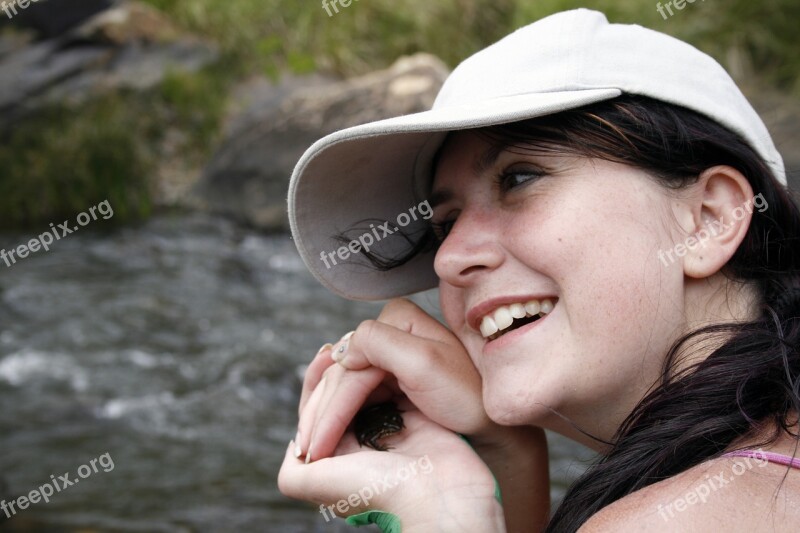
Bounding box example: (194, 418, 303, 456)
(722, 449, 800, 469)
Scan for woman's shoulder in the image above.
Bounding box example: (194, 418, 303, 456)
(578, 446, 800, 532)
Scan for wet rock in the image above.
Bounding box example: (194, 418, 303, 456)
(0, 27, 34, 60)
(0, 1, 217, 130)
(1, 0, 113, 39)
(73, 0, 181, 45)
(192, 53, 450, 231)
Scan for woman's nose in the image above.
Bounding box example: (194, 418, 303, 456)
(433, 208, 505, 287)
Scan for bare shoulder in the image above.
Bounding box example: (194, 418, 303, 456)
(578, 454, 800, 532)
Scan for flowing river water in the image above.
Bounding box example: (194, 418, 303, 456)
(0, 213, 592, 532)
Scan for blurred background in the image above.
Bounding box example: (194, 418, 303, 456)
(0, 0, 797, 531)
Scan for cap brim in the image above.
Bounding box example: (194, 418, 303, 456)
(288, 87, 622, 301)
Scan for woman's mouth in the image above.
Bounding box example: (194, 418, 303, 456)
(479, 298, 556, 341)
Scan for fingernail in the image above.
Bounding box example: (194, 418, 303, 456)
(331, 331, 354, 363)
(331, 343, 346, 363)
(305, 443, 313, 464)
(317, 343, 333, 356)
(293, 432, 302, 458)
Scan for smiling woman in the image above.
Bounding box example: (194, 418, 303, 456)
(279, 9, 800, 533)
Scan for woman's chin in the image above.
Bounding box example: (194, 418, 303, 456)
(483, 381, 559, 427)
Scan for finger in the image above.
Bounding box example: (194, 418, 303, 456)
(296, 374, 329, 459)
(344, 320, 478, 395)
(279, 412, 433, 505)
(278, 438, 342, 504)
(376, 298, 455, 344)
(299, 343, 335, 416)
(334, 320, 488, 434)
(306, 365, 387, 463)
(278, 434, 391, 507)
(333, 300, 458, 373)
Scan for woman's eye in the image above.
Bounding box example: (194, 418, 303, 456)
(431, 220, 455, 242)
(497, 169, 545, 192)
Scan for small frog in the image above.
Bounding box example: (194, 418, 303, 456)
(353, 401, 405, 451)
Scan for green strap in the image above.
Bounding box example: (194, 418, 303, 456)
(346, 510, 402, 532)
(344, 434, 503, 532)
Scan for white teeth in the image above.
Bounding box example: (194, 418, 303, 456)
(524, 300, 540, 316)
(480, 316, 498, 337)
(479, 298, 558, 339)
(509, 303, 526, 319)
(493, 307, 513, 330)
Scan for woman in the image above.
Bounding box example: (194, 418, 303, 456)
(278, 9, 800, 532)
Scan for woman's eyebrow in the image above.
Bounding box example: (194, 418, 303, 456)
(427, 141, 513, 208)
(428, 189, 453, 210)
(472, 142, 508, 177)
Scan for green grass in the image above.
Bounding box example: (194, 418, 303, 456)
(2, 0, 797, 229)
(0, 62, 231, 229)
(157, 63, 232, 154)
(0, 98, 153, 228)
(139, 0, 519, 78)
(141, 0, 800, 90)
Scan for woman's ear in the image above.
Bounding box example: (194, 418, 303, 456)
(680, 165, 755, 279)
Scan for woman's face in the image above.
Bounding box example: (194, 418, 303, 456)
(430, 131, 690, 445)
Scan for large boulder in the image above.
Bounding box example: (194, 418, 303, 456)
(0, 0, 113, 39)
(0, 1, 217, 130)
(192, 53, 450, 231)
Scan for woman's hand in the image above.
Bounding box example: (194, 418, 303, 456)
(294, 298, 493, 463)
(285, 298, 550, 532)
(278, 402, 506, 532)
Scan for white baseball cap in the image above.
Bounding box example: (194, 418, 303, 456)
(287, 8, 786, 301)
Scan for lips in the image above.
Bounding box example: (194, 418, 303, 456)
(469, 297, 557, 341)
